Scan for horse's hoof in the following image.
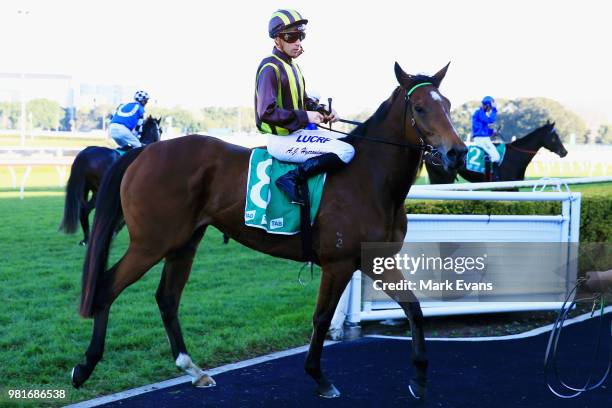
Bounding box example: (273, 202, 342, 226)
(193, 374, 216, 388)
(317, 382, 340, 398)
(71, 364, 88, 389)
(408, 379, 426, 400)
(79, 240, 87, 246)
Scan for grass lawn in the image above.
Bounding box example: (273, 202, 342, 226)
(0, 167, 609, 407)
(0, 191, 319, 407)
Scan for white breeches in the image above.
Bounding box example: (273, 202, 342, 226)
(267, 129, 355, 164)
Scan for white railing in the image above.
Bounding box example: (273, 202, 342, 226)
(329, 189, 582, 338)
(0, 147, 85, 157)
(411, 176, 612, 191)
(0, 129, 107, 139)
(0, 157, 73, 199)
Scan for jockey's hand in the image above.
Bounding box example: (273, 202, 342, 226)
(325, 108, 339, 123)
(307, 111, 325, 124)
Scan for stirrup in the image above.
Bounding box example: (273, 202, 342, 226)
(276, 174, 304, 205)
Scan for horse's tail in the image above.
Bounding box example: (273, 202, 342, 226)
(59, 153, 87, 234)
(79, 147, 143, 318)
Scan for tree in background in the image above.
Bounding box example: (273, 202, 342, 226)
(148, 106, 203, 134)
(72, 104, 114, 131)
(451, 97, 587, 143)
(0, 102, 20, 129)
(200, 106, 256, 133)
(597, 124, 612, 144)
(26, 98, 65, 130)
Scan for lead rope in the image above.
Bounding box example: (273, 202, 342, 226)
(544, 279, 611, 398)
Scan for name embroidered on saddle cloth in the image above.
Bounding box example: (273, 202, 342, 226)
(244, 149, 326, 235)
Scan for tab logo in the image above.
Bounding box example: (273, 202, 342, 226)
(245, 210, 256, 221)
(270, 218, 284, 229)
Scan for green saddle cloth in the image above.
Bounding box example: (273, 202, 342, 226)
(244, 149, 326, 235)
(465, 143, 506, 173)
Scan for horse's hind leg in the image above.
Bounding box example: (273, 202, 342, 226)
(305, 260, 355, 398)
(72, 245, 162, 388)
(362, 268, 428, 400)
(155, 227, 214, 387)
(79, 190, 95, 246)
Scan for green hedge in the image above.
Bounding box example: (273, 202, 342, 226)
(405, 196, 611, 273)
(405, 195, 611, 243)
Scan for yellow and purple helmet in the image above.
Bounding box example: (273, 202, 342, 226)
(268, 9, 308, 38)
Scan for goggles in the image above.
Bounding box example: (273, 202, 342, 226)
(280, 31, 306, 43)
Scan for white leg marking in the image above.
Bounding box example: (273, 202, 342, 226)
(175, 353, 215, 386)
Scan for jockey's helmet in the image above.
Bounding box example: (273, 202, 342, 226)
(482, 96, 495, 106)
(268, 9, 308, 38)
(134, 90, 150, 105)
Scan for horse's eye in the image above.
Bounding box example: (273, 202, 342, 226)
(415, 106, 425, 114)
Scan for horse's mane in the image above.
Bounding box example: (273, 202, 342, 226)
(513, 122, 552, 146)
(347, 88, 400, 140)
(347, 75, 436, 144)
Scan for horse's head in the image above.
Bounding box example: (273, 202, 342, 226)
(540, 121, 568, 158)
(141, 116, 162, 144)
(394, 62, 467, 170)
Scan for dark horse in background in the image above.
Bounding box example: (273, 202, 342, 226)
(59, 116, 161, 245)
(71, 63, 467, 400)
(427, 121, 567, 185)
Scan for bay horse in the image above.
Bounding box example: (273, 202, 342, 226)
(71, 63, 467, 400)
(426, 121, 567, 185)
(59, 116, 162, 245)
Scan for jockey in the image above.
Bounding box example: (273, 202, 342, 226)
(255, 9, 355, 205)
(472, 96, 500, 180)
(109, 90, 149, 149)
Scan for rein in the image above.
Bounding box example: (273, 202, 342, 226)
(508, 144, 538, 155)
(319, 83, 435, 154)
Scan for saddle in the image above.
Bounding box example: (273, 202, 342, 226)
(244, 148, 326, 259)
(115, 145, 134, 155)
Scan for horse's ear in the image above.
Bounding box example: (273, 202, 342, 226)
(394, 62, 413, 87)
(432, 62, 450, 88)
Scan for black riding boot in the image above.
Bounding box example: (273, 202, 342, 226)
(492, 162, 501, 181)
(276, 153, 346, 205)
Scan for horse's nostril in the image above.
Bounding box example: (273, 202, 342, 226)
(447, 147, 467, 161)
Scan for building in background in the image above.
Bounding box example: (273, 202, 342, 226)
(0, 72, 74, 106)
(0, 72, 136, 131)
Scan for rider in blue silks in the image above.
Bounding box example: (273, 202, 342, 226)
(108, 90, 150, 151)
(472, 96, 500, 180)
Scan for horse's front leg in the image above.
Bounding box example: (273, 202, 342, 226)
(362, 267, 428, 399)
(305, 259, 354, 398)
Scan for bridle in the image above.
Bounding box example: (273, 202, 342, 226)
(508, 127, 561, 156)
(142, 117, 162, 143)
(319, 82, 439, 159)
